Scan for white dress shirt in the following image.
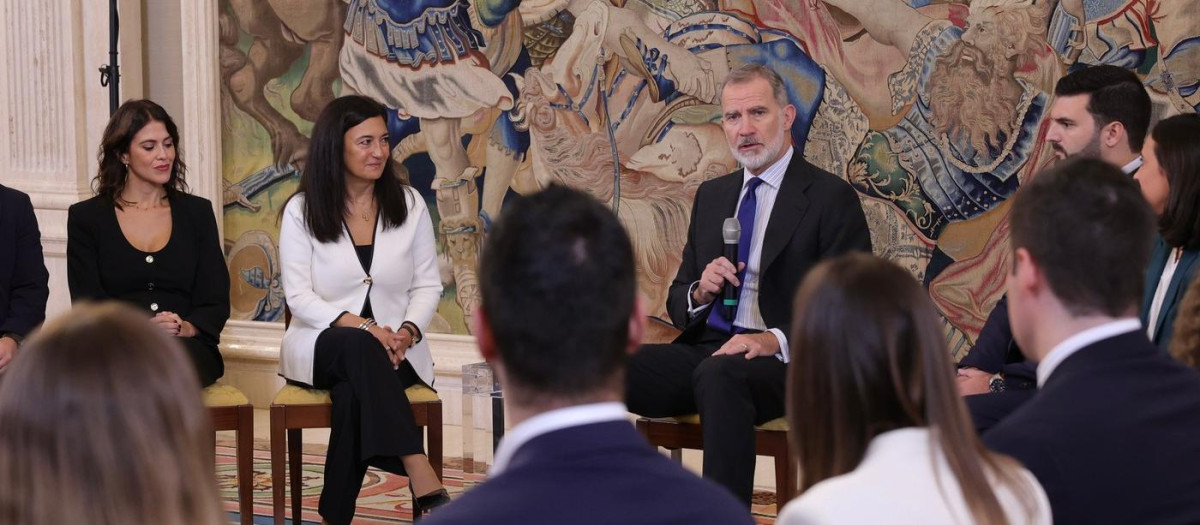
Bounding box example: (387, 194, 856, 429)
(1036, 318, 1142, 387)
(687, 146, 794, 362)
(489, 402, 629, 476)
(1122, 156, 1143, 175)
(1147, 249, 1182, 338)
(777, 427, 1051, 525)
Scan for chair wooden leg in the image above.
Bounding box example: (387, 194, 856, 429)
(773, 437, 794, 512)
(236, 405, 254, 525)
(270, 406, 286, 525)
(289, 429, 303, 525)
(428, 402, 443, 482)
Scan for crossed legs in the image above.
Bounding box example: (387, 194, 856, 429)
(626, 338, 786, 504)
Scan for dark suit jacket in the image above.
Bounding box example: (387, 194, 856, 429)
(1141, 237, 1200, 351)
(984, 331, 1200, 524)
(667, 153, 872, 342)
(421, 421, 754, 525)
(67, 193, 230, 347)
(958, 296, 1037, 387)
(0, 184, 49, 339)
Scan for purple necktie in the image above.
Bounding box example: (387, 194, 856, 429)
(707, 176, 764, 334)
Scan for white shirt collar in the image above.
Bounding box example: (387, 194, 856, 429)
(489, 402, 629, 476)
(743, 146, 793, 190)
(1036, 318, 1141, 387)
(1122, 156, 1143, 175)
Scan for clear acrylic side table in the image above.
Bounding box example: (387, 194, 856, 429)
(461, 361, 504, 481)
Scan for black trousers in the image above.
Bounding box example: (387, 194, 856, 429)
(625, 327, 786, 505)
(966, 389, 1037, 436)
(312, 327, 425, 525)
(179, 336, 223, 387)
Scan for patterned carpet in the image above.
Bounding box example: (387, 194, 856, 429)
(215, 438, 779, 524)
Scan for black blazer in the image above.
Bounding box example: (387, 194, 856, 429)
(958, 296, 1037, 387)
(984, 331, 1200, 524)
(0, 185, 49, 339)
(421, 421, 754, 525)
(67, 193, 230, 347)
(667, 152, 872, 342)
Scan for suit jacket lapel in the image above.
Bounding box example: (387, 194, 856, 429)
(760, 155, 812, 272)
(1154, 249, 1199, 340)
(1142, 239, 1169, 321)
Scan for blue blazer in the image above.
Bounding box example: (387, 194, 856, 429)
(1140, 237, 1200, 351)
(422, 421, 754, 525)
(985, 331, 1200, 524)
(0, 185, 49, 340)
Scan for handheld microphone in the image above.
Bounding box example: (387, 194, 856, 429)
(722, 218, 741, 319)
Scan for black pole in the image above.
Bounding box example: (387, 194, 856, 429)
(99, 0, 120, 115)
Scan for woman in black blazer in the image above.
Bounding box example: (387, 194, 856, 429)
(67, 99, 229, 387)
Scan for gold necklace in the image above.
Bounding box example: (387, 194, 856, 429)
(350, 198, 374, 222)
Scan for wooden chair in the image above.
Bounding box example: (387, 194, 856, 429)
(204, 383, 255, 525)
(635, 415, 794, 511)
(269, 383, 443, 525)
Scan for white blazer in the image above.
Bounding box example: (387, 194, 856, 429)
(777, 427, 1051, 525)
(278, 188, 443, 387)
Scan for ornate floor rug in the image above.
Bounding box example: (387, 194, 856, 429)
(215, 438, 779, 524)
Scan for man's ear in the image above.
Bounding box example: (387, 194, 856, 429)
(1103, 120, 1127, 149)
(783, 103, 797, 130)
(472, 306, 500, 365)
(626, 297, 647, 356)
(1012, 247, 1043, 298)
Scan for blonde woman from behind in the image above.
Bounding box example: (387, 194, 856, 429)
(0, 302, 225, 525)
(779, 253, 1050, 525)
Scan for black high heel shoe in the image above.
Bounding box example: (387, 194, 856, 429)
(411, 487, 451, 521)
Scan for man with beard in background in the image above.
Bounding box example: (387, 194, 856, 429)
(957, 64, 1152, 433)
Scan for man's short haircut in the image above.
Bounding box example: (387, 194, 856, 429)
(478, 184, 636, 402)
(1149, 113, 1200, 251)
(722, 63, 789, 108)
(1009, 158, 1156, 317)
(1054, 65, 1151, 151)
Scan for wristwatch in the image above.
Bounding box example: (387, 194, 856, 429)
(988, 373, 1006, 393)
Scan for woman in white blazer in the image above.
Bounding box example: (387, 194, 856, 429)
(279, 95, 447, 524)
(779, 254, 1051, 525)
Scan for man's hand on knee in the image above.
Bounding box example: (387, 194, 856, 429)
(712, 332, 778, 359)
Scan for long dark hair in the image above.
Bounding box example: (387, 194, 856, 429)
(1150, 113, 1200, 250)
(787, 254, 1039, 525)
(290, 95, 409, 243)
(94, 99, 189, 206)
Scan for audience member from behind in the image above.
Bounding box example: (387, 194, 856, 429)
(423, 185, 752, 525)
(985, 158, 1200, 524)
(0, 184, 49, 374)
(67, 99, 230, 387)
(1168, 272, 1200, 370)
(0, 302, 224, 525)
(957, 65, 1153, 433)
(779, 253, 1049, 525)
(1136, 113, 1200, 351)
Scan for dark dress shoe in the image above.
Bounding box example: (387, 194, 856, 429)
(411, 488, 451, 521)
